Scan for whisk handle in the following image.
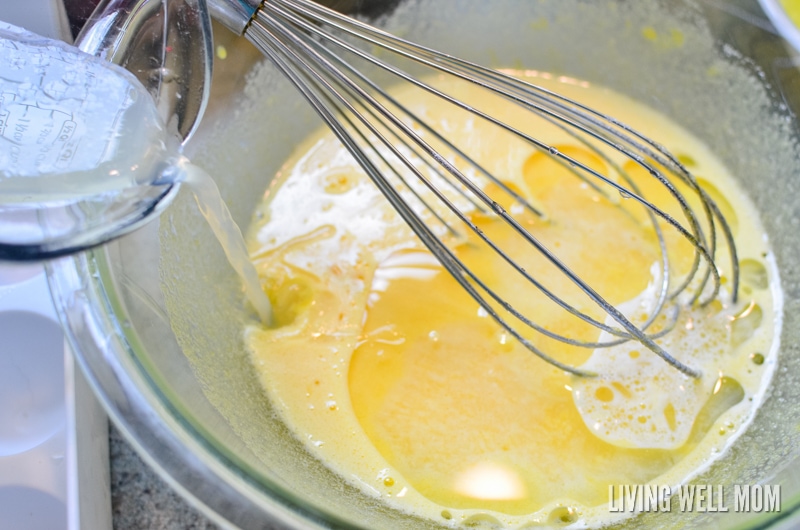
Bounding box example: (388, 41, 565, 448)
(209, 0, 262, 34)
(208, 0, 387, 35)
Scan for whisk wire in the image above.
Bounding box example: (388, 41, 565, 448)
(257, 7, 666, 338)
(343, 0, 735, 309)
(266, 0, 727, 309)
(265, 7, 700, 327)
(312, 38, 684, 351)
(247, 15, 602, 376)
(239, 0, 742, 378)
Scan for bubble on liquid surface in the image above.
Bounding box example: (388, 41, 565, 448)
(572, 295, 737, 450)
(740, 259, 768, 290)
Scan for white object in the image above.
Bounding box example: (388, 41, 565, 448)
(0, 0, 111, 526)
(0, 0, 71, 41)
(0, 266, 112, 530)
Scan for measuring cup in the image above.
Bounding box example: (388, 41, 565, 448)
(0, 0, 212, 260)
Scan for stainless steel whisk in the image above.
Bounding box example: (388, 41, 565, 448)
(211, 0, 737, 378)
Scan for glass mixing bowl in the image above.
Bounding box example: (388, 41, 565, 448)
(759, 0, 800, 53)
(46, 0, 800, 528)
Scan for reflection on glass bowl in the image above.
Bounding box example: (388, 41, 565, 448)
(760, 0, 800, 52)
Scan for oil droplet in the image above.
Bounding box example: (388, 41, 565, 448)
(612, 382, 633, 398)
(383, 477, 395, 487)
(463, 513, 503, 527)
(663, 403, 677, 432)
(750, 352, 765, 365)
(698, 178, 739, 234)
(441, 510, 452, 520)
(670, 28, 685, 47)
(740, 259, 768, 290)
(482, 180, 526, 211)
(548, 506, 579, 525)
(323, 171, 357, 194)
(676, 153, 696, 167)
(687, 376, 744, 447)
(730, 301, 763, 347)
(642, 26, 658, 41)
(595, 386, 614, 402)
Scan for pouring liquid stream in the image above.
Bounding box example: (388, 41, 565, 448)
(182, 164, 274, 325)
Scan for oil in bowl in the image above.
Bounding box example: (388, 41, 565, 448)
(242, 71, 780, 528)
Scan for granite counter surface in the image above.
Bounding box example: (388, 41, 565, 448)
(109, 424, 217, 530)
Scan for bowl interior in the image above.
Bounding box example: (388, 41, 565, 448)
(70, 0, 800, 528)
(759, 0, 800, 53)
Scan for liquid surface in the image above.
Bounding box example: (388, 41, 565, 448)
(243, 73, 779, 526)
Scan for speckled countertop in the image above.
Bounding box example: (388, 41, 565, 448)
(109, 424, 217, 530)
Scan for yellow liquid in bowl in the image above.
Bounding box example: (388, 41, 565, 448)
(243, 73, 779, 527)
(781, 0, 800, 28)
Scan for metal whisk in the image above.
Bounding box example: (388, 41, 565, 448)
(211, 0, 738, 378)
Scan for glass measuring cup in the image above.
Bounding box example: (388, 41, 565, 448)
(0, 0, 212, 260)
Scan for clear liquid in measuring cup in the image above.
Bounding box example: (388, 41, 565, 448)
(0, 22, 179, 202)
